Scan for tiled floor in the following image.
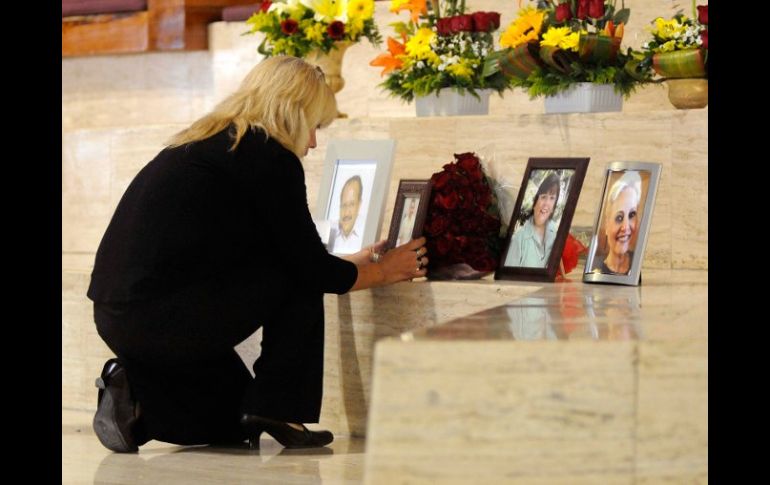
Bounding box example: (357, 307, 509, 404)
(62, 409, 366, 484)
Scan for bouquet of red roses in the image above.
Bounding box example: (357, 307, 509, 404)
(423, 152, 503, 276)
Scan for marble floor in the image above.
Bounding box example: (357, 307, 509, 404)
(62, 409, 366, 484)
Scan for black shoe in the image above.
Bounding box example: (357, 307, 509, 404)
(93, 358, 140, 453)
(240, 414, 334, 450)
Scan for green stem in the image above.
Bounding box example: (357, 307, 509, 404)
(431, 0, 440, 18)
(459, 0, 466, 15)
(691, 0, 696, 19)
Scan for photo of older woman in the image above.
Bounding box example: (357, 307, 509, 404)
(592, 170, 643, 275)
(504, 170, 572, 268)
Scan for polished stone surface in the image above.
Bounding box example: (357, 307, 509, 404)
(62, 409, 366, 484)
(364, 270, 707, 484)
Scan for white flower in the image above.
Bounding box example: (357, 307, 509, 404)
(270, 0, 304, 15)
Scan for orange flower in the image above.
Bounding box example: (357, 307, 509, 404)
(602, 20, 625, 41)
(392, 0, 427, 24)
(369, 37, 406, 76)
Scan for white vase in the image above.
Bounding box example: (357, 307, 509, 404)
(543, 83, 623, 114)
(415, 89, 491, 117)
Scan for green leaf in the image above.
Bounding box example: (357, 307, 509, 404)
(614, 8, 631, 25)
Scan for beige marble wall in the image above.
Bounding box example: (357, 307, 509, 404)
(305, 111, 708, 271)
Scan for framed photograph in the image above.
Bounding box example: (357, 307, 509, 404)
(583, 161, 662, 286)
(495, 157, 589, 282)
(315, 139, 396, 255)
(386, 180, 432, 249)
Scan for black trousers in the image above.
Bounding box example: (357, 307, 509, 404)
(94, 276, 325, 446)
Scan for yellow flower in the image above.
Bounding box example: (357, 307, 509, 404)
(540, 26, 579, 52)
(659, 39, 676, 52)
(304, 22, 326, 43)
(390, 0, 426, 23)
(405, 27, 436, 60)
(348, 0, 374, 20)
(306, 0, 348, 22)
(500, 7, 545, 49)
(389, 0, 410, 12)
(246, 11, 274, 31)
(446, 61, 473, 79)
(652, 17, 684, 40)
(348, 16, 365, 37)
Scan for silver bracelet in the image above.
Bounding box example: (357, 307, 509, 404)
(370, 251, 381, 263)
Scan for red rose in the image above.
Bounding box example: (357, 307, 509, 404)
(425, 214, 449, 236)
(436, 235, 453, 256)
(460, 215, 480, 233)
(555, 3, 572, 23)
(457, 155, 481, 179)
(471, 12, 493, 32)
(436, 17, 453, 35)
(455, 152, 484, 181)
(459, 188, 475, 209)
(697, 5, 708, 25)
(431, 171, 451, 190)
(471, 253, 497, 272)
(280, 19, 299, 35)
(452, 171, 471, 187)
(488, 12, 501, 30)
(700, 29, 708, 49)
(476, 189, 492, 209)
(435, 192, 460, 210)
(259, 1, 272, 12)
(480, 212, 501, 232)
(588, 0, 604, 18)
(449, 15, 474, 33)
(327, 20, 345, 39)
(576, 0, 588, 19)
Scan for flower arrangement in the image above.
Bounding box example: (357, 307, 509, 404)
(483, 0, 642, 98)
(634, 2, 707, 80)
(422, 152, 503, 276)
(369, 0, 509, 102)
(246, 0, 382, 58)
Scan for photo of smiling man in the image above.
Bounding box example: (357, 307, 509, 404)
(503, 169, 574, 268)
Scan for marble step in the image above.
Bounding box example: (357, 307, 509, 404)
(363, 269, 708, 484)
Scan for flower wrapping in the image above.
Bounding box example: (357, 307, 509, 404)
(636, 3, 708, 79)
(423, 152, 503, 274)
(483, 1, 642, 99)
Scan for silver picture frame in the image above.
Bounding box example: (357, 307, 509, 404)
(583, 161, 662, 286)
(314, 139, 396, 255)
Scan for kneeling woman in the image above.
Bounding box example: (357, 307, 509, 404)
(88, 56, 428, 452)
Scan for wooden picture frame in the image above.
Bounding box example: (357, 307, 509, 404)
(583, 161, 662, 286)
(314, 139, 396, 255)
(495, 157, 589, 282)
(386, 180, 432, 250)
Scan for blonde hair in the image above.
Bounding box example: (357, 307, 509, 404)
(167, 56, 338, 157)
(607, 170, 642, 208)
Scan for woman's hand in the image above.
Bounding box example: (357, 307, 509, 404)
(341, 240, 388, 266)
(347, 237, 429, 291)
(380, 237, 428, 284)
